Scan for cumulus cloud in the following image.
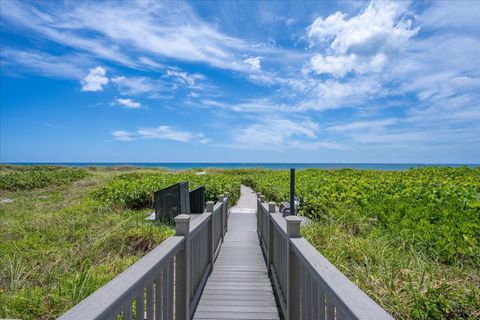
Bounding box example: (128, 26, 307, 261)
(116, 98, 141, 109)
(81, 66, 109, 91)
(307, 1, 418, 77)
(112, 125, 210, 144)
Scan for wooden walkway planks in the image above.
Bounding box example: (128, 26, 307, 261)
(193, 186, 280, 320)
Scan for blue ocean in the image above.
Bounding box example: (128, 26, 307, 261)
(5, 163, 479, 171)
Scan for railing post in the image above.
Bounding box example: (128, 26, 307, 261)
(259, 195, 265, 239)
(223, 192, 229, 233)
(175, 214, 191, 320)
(256, 192, 261, 234)
(206, 201, 214, 267)
(217, 195, 225, 243)
(286, 216, 301, 320)
(267, 202, 275, 268)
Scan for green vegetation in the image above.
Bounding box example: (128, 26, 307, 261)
(0, 165, 89, 191)
(1, 165, 479, 319)
(241, 167, 480, 319)
(96, 171, 241, 209)
(0, 166, 239, 320)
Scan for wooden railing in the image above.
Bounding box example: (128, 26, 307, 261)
(59, 193, 229, 320)
(257, 194, 393, 320)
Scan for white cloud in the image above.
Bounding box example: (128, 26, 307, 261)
(137, 126, 192, 142)
(0, 48, 87, 79)
(81, 66, 109, 92)
(228, 116, 343, 150)
(165, 69, 205, 87)
(328, 119, 397, 132)
(233, 117, 318, 149)
(0, 1, 258, 72)
(112, 130, 133, 141)
(307, 1, 418, 77)
(111, 76, 155, 95)
(116, 98, 141, 109)
(310, 52, 386, 77)
(244, 57, 261, 71)
(112, 125, 209, 144)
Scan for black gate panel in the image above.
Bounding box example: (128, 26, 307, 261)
(189, 186, 205, 213)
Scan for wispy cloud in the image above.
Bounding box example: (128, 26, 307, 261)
(0, 48, 87, 79)
(164, 69, 205, 87)
(112, 125, 210, 144)
(111, 76, 156, 95)
(115, 98, 142, 109)
(328, 119, 397, 132)
(244, 57, 262, 71)
(0, 1, 259, 72)
(228, 116, 342, 150)
(1, 0, 479, 162)
(111, 130, 133, 141)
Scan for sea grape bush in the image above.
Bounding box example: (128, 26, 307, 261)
(96, 171, 241, 208)
(0, 166, 90, 191)
(242, 167, 480, 263)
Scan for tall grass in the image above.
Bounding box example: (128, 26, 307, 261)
(244, 167, 480, 319)
(0, 168, 173, 319)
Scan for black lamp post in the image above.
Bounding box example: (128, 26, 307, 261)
(290, 168, 296, 216)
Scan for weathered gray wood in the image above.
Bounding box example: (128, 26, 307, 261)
(175, 214, 191, 320)
(223, 192, 229, 233)
(289, 238, 394, 319)
(58, 237, 183, 320)
(259, 190, 393, 320)
(207, 201, 215, 268)
(286, 216, 301, 320)
(193, 186, 280, 320)
(135, 289, 144, 320)
(61, 183, 392, 320)
(146, 283, 154, 319)
(162, 262, 169, 319)
(154, 276, 161, 320)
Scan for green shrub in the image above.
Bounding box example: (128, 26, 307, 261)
(243, 167, 480, 263)
(0, 166, 89, 191)
(95, 172, 241, 209)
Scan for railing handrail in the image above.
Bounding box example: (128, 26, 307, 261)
(256, 194, 393, 320)
(58, 236, 184, 320)
(189, 210, 212, 237)
(290, 238, 393, 319)
(60, 192, 230, 320)
(213, 201, 223, 214)
(269, 210, 287, 234)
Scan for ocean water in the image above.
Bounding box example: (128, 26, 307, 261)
(5, 163, 479, 171)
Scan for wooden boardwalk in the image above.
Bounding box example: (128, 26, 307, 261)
(193, 186, 280, 320)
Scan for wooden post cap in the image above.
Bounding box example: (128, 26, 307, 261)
(175, 214, 191, 236)
(268, 202, 276, 212)
(206, 201, 214, 212)
(286, 216, 301, 238)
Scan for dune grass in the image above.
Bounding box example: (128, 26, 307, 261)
(243, 167, 480, 319)
(0, 166, 241, 320)
(1, 165, 478, 319)
(0, 167, 174, 319)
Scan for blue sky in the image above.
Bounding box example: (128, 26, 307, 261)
(0, 0, 479, 163)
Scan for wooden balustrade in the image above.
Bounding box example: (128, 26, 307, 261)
(257, 194, 393, 320)
(59, 194, 229, 320)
